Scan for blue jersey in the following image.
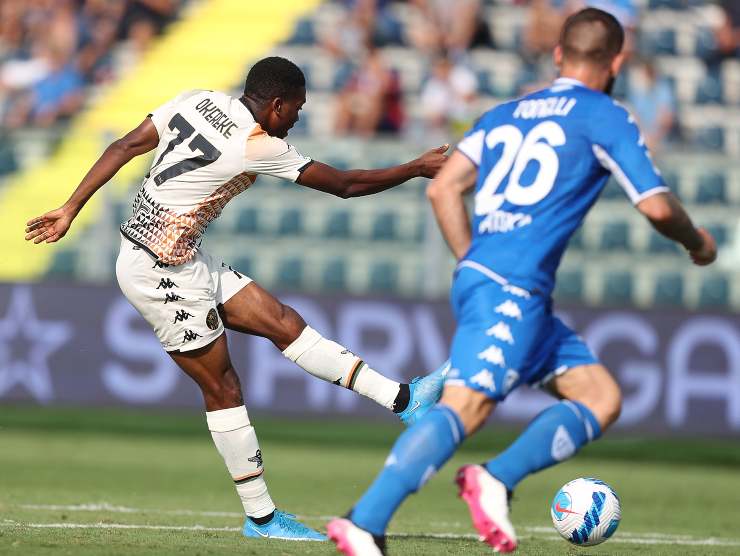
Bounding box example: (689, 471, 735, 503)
(456, 77, 668, 295)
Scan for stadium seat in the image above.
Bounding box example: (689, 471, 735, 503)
(602, 271, 633, 305)
(47, 250, 78, 279)
(599, 221, 630, 251)
(370, 211, 398, 241)
(698, 274, 730, 308)
(277, 208, 303, 236)
(276, 257, 303, 290)
(695, 72, 724, 105)
(639, 28, 677, 56)
(554, 270, 584, 304)
(286, 18, 315, 46)
(323, 209, 351, 239)
(369, 261, 399, 293)
(695, 172, 727, 204)
(648, 0, 687, 8)
(693, 127, 724, 152)
(694, 26, 716, 59)
(229, 256, 254, 278)
(322, 258, 347, 291)
(653, 272, 684, 306)
(236, 207, 259, 235)
(568, 227, 585, 250)
(648, 231, 680, 254)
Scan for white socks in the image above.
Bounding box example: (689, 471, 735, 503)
(206, 406, 275, 519)
(283, 326, 401, 410)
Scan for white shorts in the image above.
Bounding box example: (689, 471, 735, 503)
(115, 236, 252, 352)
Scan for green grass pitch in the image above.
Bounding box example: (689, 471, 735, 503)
(1, 405, 739, 555)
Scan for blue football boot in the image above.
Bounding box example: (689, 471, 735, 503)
(398, 360, 450, 426)
(242, 510, 327, 541)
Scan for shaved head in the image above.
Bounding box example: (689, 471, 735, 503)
(559, 8, 624, 68)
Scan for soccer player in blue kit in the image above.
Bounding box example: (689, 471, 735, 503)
(328, 8, 717, 554)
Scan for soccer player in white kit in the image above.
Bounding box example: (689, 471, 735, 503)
(25, 57, 449, 541)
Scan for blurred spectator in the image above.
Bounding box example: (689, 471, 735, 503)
(523, 0, 638, 65)
(0, 0, 184, 130)
(713, 0, 740, 61)
(626, 59, 676, 153)
(419, 54, 478, 140)
(523, 0, 568, 63)
(118, 0, 180, 53)
(334, 46, 404, 136)
(405, 0, 492, 58)
(5, 43, 85, 129)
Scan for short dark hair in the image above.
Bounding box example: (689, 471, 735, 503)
(243, 56, 305, 102)
(559, 8, 624, 67)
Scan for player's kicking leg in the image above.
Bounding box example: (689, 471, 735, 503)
(219, 281, 447, 425)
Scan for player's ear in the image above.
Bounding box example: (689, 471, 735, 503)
(610, 52, 626, 77)
(553, 45, 563, 68)
(271, 97, 283, 116)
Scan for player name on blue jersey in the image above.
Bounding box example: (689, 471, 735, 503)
(457, 77, 668, 295)
(512, 97, 577, 119)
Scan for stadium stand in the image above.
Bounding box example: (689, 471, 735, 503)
(1, 0, 738, 310)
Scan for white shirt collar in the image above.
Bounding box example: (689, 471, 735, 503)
(552, 77, 587, 88)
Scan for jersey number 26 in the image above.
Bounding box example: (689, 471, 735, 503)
(475, 121, 565, 215)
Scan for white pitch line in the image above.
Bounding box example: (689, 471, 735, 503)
(20, 503, 243, 518)
(3, 520, 740, 547)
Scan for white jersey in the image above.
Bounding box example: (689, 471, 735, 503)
(120, 90, 312, 265)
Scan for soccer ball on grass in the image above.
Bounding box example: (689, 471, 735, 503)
(550, 477, 621, 546)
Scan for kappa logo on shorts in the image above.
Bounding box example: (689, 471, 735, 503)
(206, 308, 219, 330)
(156, 278, 178, 289)
(477, 345, 507, 368)
(485, 321, 515, 344)
(163, 293, 184, 304)
(173, 310, 194, 323)
(494, 300, 522, 320)
(152, 260, 169, 269)
(470, 369, 496, 392)
(182, 329, 202, 343)
(248, 449, 263, 468)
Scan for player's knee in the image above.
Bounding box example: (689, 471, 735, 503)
(440, 386, 495, 435)
(580, 379, 622, 431)
(275, 304, 308, 348)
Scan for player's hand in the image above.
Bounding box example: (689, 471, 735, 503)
(417, 144, 449, 178)
(689, 227, 717, 266)
(25, 206, 75, 244)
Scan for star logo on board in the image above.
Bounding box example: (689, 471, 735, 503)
(0, 286, 73, 402)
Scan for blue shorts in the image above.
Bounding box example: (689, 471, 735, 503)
(447, 267, 597, 401)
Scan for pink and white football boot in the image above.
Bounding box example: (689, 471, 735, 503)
(327, 518, 386, 556)
(456, 464, 518, 553)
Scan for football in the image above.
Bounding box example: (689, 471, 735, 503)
(550, 477, 621, 546)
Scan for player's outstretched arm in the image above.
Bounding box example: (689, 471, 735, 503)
(637, 192, 717, 266)
(426, 150, 478, 260)
(25, 118, 160, 244)
(296, 144, 448, 198)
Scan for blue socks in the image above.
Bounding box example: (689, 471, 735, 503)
(350, 405, 465, 536)
(485, 400, 601, 492)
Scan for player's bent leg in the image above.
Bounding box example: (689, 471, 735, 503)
(483, 364, 613, 500)
(169, 335, 325, 541)
(546, 363, 622, 431)
(220, 281, 444, 421)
